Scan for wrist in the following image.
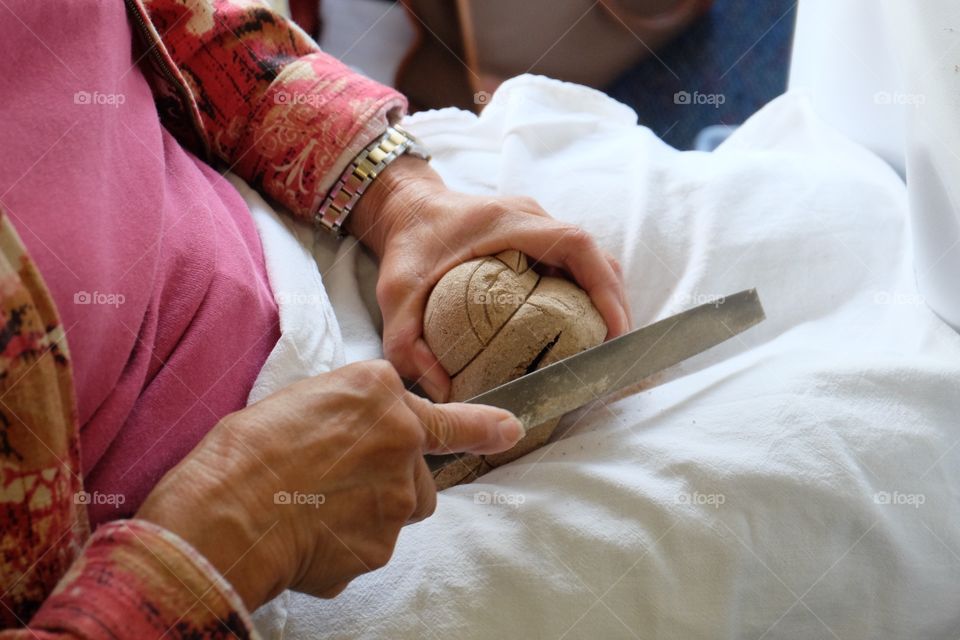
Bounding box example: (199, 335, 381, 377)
(346, 154, 444, 257)
(137, 442, 292, 611)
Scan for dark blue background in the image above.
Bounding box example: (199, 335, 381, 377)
(607, 0, 798, 149)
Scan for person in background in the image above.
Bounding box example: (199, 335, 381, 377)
(0, 1, 628, 637)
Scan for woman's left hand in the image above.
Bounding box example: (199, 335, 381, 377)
(346, 155, 631, 402)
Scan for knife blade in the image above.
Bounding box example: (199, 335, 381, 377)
(464, 288, 765, 430)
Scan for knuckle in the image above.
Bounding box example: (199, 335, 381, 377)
(396, 414, 427, 449)
(368, 359, 401, 385)
(564, 226, 596, 251)
(366, 543, 396, 571)
(381, 483, 418, 527)
(513, 195, 541, 211)
(410, 499, 436, 524)
(348, 360, 402, 394)
(320, 581, 351, 599)
(477, 200, 511, 223)
(395, 489, 418, 519)
(380, 330, 414, 365)
(608, 256, 623, 276)
(376, 271, 426, 309)
(375, 277, 404, 307)
(421, 497, 437, 519)
(487, 198, 512, 214)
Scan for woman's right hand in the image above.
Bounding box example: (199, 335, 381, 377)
(136, 360, 524, 610)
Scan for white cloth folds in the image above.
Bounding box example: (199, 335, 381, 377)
(241, 77, 960, 639)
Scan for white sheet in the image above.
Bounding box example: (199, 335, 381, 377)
(244, 76, 960, 639)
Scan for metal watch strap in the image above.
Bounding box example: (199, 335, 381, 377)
(315, 125, 430, 238)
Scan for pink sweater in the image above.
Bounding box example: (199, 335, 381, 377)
(0, 0, 407, 635)
(0, 1, 279, 526)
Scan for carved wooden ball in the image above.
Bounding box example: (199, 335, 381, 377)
(423, 250, 607, 486)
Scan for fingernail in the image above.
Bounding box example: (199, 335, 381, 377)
(497, 415, 526, 447)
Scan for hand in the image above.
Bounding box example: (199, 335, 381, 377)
(136, 360, 524, 610)
(346, 155, 631, 402)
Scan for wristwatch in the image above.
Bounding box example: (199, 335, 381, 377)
(315, 124, 431, 237)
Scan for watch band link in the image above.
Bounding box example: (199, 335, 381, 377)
(315, 126, 427, 238)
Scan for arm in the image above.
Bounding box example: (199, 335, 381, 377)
(0, 204, 518, 633)
(131, 0, 406, 220)
(129, 1, 630, 402)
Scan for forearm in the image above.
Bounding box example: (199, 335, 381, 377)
(138, 0, 407, 222)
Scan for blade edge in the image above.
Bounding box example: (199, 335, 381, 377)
(466, 289, 765, 429)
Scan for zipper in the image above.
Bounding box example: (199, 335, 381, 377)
(123, 0, 212, 159)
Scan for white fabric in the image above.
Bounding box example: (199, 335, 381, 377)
(788, 0, 907, 176)
(879, 1, 960, 333)
(227, 174, 346, 404)
(790, 1, 960, 332)
(245, 76, 960, 638)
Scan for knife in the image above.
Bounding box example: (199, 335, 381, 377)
(464, 288, 765, 430)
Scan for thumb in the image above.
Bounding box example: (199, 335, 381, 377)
(402, 392, 525, 455)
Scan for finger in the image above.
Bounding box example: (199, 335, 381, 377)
(470, 222, 631, 339)
(534, 257, 632, 331)
(408, 457, 437, 524)
(411, 339, 450, 402)
(500, 199, 628, 337)
(605, 254, 633, 330)
(401, 392, 524, 455)
(377, 260, 452, 402)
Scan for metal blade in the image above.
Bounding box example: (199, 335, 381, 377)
(465, 288, 765, 430)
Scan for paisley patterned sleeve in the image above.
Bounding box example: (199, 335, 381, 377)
(131, 0, 408, 222)
(18, 520, 257, 639)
